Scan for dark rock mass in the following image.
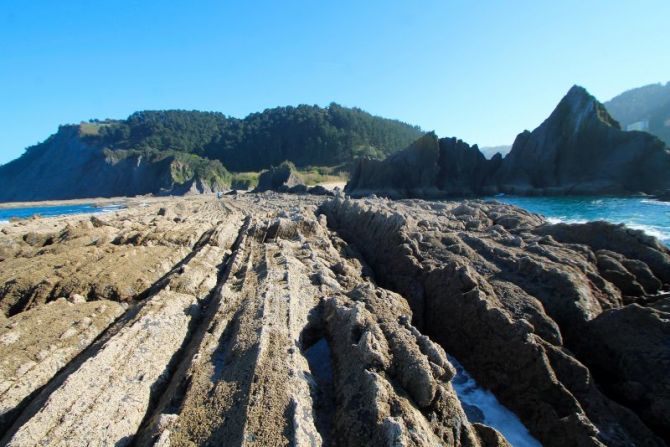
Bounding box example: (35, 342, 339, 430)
(346, 86, 670, 198)
(496, 86, 670, 195)
(346, 132, 499, 198)
(320, 195, 670, 446)
(253, 162, 304, 192)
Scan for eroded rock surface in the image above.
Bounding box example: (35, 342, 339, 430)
(1, 193, 668, 446)
(0, 298, 124, 431)
(321, 195, 670, 446)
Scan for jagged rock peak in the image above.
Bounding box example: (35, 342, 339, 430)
(553, 84, 621, 130)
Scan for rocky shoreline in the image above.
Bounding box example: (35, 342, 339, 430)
(0, 193, 668, 446)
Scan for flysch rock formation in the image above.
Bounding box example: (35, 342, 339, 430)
(346, 86, 670, 198)
(0, 193, 668, 446)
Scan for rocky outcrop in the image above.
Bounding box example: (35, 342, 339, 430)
(346, 132, 498, 198)
(0, 195, 511, 446)
(576, 298, 670, 440)
(0, 126, 227, 202)
(253, 163, 336, 196)
(1, 193, 668, 446)
(345, 86, 670, 198)
(254, 162, 304, 192)
(496, 86, 670, 195)
(321, 195, 670, 446)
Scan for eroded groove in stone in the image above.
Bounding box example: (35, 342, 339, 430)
(140, 198, 504, 447)
(0, 299, 125, 433)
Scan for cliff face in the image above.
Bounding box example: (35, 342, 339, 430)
(0, 126, 225, 201)
(346, 86, 670, 198)
(346, 132, 498, 198)
(496, 85, 670, 195)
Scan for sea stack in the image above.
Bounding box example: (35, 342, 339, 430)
(496, 85, 670, 195)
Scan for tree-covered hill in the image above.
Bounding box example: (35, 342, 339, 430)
(85, 103, 423, 171)
(605, 82, 670, 145)
(0, 103, 423, 201)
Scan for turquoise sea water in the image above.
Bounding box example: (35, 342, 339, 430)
(492, 196, 670, 246)
(0, 203, 125, 222)
(2, 196, 669, 248)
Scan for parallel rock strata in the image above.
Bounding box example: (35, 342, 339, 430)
(141, 203, 496, 446)
(1, 193, 668, 446)
(0, 298, 124, 431)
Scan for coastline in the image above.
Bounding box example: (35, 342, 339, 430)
(0, 195, 160, 209)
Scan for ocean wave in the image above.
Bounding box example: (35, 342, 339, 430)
(641, 199, 670, 207)
(0, 220, 8, 224)
(627, 224, 670, 242)
(546, 217, 587, 225)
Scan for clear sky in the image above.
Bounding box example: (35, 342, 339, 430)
(1, 0, 668, 165)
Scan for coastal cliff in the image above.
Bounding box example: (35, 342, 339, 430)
(0, 126, 227, 201)
(346, 86, 670, 198)
(496, 86, 670, 195)
(3, 86, 669, 202)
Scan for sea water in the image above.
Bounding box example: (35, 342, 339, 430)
(0, 203, 125, 223)
(449, 356, 542, 447)
(491, 196, 670, 246)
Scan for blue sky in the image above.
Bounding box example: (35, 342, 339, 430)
(1, 0, 668, 165)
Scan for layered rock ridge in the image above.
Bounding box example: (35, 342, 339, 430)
(0, 195, 513, 446)
(2, 193, 668, 445)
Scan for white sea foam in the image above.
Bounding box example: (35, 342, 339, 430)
(546, 218, 670, 242)
(641, 199, 670, 207)
(95, 203, 127, 214)
(546, 217, 587, 225)
(449, 356, 541, 447)
(99, 203, 126, 210)
(628, 224, 670, 242)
